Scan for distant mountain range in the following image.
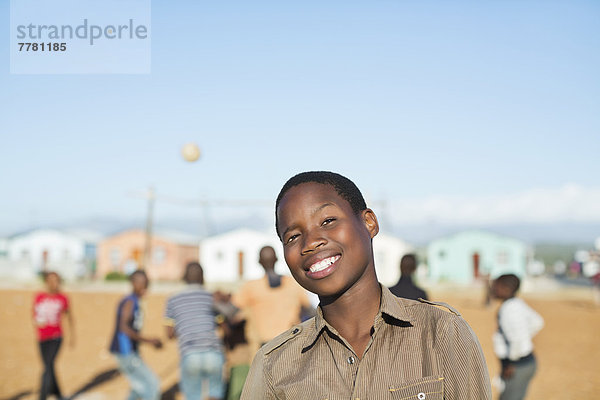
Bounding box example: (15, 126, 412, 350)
(390, 221, 599, 246)
(8, 215, 598, 248)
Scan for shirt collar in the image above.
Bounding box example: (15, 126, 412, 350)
(182, 283, 205, 291)
(302, 285, 414, 350)
(379, 285, 415, 323)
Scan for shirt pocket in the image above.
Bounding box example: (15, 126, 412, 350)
(389, 375, 444, 400)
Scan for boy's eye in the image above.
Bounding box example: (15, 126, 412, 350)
(322, 217, 336, 226)
(286, 234, 299, 244)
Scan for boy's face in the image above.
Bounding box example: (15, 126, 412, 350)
(45, 273, 60, 293)
(491, 280, 512, 300)
(131, 274, 149, 297)
(276, 182, 379, 297)
(259, 246, 277, 271)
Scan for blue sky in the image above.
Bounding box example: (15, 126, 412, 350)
(1, 0, 599, 237)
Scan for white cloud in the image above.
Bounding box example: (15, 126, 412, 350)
(388, 184, 600, 225)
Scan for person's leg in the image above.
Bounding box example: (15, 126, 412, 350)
(180, 352, 204, 400)
(138, 358, 160, 400)
(226, 365, 250, 400)
(132, 355, 161, 400)
(47, 338, 63, 397)
(116, 353, 160, 400)
(39, 338, 63, 400)
(500, 359, 537, 400)
(203, 350, 226, 400)
(39, 341, 50, 400)
(115, 354, 142, 400)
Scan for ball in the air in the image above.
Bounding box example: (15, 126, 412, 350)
(182, 143, 201, 162)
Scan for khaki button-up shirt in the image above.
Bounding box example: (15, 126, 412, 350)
(241, 286, 491, 400)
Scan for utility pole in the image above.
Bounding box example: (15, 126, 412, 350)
(142, 186, 155, 269)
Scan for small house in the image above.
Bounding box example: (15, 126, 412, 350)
(427, 230, 528, 284)
(5, 228, 99, 280)
(96, 229, 199, 281)
(199, 228, 284, 283)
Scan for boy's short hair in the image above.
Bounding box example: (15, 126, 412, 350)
(43, 270, 61, 281)
(275, 171, 367, 237)
(400, 254, 417, 275)
(495, 273, 520, 294)
(129, 269, 148, 282)
(183, 261, 204, 284)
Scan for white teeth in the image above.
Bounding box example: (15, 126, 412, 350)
(309, 255, 340, 273)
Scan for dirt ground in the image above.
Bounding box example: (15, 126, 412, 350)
(1, 283, 598, 400)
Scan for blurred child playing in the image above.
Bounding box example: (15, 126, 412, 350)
(164, 262, 226, 400)
(492, 274, 544, 400)
(110, 270, 163, 400)
(241, 171, 491, 399)
(33, 271, 75, 400)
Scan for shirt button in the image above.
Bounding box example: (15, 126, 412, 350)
(292, 328, 299, 334)
(417, 393, 426, 400)
(347, 356, 356, 364)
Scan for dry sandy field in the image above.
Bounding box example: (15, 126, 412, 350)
(1, 283, 598, 400)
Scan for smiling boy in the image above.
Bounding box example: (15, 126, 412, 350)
(241, 171, 491, 400)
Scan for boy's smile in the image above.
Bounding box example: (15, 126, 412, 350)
(307, 254, 341, 276)
(276, 182, 379, 297)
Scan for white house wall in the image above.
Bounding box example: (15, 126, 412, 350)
(0, 239, 8, 256)
(200, 229, 288, 283)
(201, 229, 413, 285)
(372, 233, 413, 287)
(0, 259, 36, 281)
(7, 230, 87, 280)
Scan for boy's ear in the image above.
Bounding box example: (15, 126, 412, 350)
(362, 209, 379, 239)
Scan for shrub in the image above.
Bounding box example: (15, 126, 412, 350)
(105, 271, 128, 281)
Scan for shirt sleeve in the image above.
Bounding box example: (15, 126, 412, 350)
(528, 307, 544, 337)
(439, 315, 492, 400)
(240, 349, 277, 400)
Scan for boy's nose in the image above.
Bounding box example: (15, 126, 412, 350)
(300, 231, 326, 255)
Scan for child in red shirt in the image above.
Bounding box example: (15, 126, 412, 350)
(33, 271, 75, 400)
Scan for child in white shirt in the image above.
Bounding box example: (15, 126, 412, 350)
(492, 274, 544, 400)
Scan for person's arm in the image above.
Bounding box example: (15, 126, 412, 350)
(165, 325, 176, 340)
(240, 349, 277, 400)
(439, 315, 492, 399)
(32, 295, 40, 329)
(213, 291, 241, 321)
(164, 298, 176, 340)
(120, 299, 162, 348)
(65, 308, 75, 348)
(62, 295, 75, 348)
